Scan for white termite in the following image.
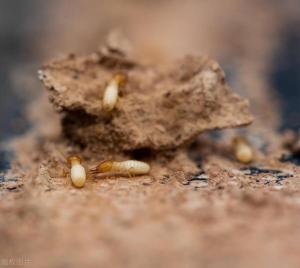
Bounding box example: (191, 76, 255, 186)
(102, 73, 127, 112)
(232, 137, 254, 164)
(68, 156, 86, 188)
(91, 160, 150, 176)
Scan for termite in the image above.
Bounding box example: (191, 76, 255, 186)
(102, 73, 127, 112)
(90, 160, 150, 177)
(232, 137, 254, 164)
(67, 156, 87, 188)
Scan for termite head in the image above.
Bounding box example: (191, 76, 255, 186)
(90, 160, 113, 174)
(232, 137, 246, 146)
(67, 156, 82, 167)
(97, 160, 114, 173)
(113, 73, 127, 88)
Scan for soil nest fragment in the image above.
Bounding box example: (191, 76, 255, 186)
(39, 41, 253, 154)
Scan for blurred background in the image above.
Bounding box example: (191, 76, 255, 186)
(0, 0, 299, 143)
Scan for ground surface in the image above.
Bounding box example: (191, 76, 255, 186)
(1, 130, 300, 268)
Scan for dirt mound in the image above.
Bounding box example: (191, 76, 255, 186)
(39, 44, 252, 154)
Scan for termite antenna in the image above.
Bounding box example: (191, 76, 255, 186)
(89, 166, 98, 174)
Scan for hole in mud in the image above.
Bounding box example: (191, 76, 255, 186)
(130, 148, 154, 161)
(62, 109, 98, 127)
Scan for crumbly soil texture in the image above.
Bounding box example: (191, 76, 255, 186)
(1, 43, 300, 268)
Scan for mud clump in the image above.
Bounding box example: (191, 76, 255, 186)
(39, 43, 253, 157)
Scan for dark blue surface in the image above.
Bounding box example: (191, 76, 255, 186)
(0, 1, 43, 142)
(0, 150, 14, 172)
(272, 26, 300, 131)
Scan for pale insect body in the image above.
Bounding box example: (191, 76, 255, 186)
(92, 160, 150, 176)
(112, 160, 150, 175)
(68, 156, 86, 188)
(102, 81, 118, 111)
(232, 137, 254, 164)
(102, 73, 127, 112)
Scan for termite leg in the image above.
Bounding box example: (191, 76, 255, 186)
(127, 167, 136, 178)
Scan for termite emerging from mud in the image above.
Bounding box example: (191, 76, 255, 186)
(102, 73, 127, 112)
(67, 156, 87, 188)
(91, 160, 150, 177)
(232, 137, 254, 164)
